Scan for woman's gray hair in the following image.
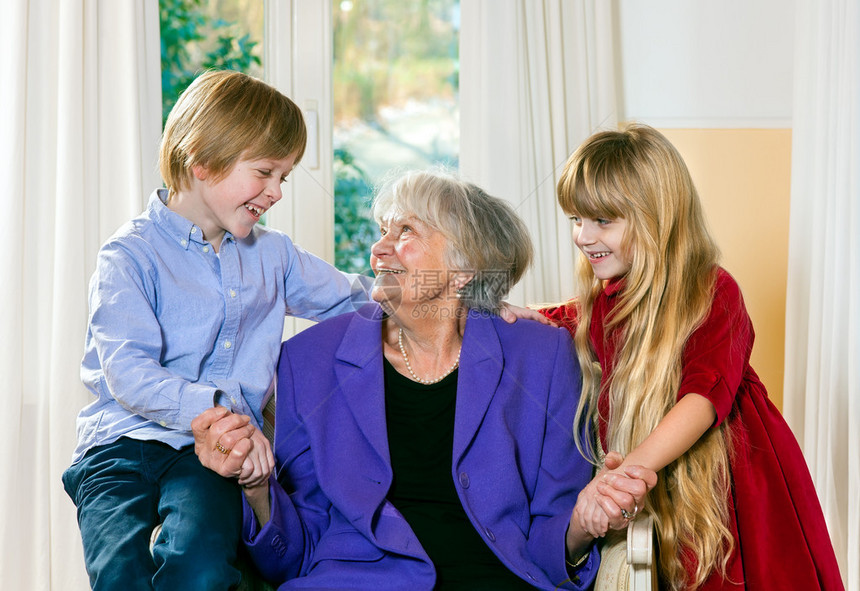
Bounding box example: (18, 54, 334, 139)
(371, 169, 534, 312)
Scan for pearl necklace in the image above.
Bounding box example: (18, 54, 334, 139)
(397, 328, 461, 385)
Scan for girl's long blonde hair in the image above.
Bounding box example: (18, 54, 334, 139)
(558, 124, 734, 590)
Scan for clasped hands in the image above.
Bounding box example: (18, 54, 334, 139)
(570, 451, 657, 541)
(192, 406, 274, 489)
(192, 406, 656, 543)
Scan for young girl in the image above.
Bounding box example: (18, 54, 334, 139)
(542, 124, 844, 590)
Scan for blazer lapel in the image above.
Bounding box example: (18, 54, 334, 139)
(334, 305, 391, 470)
(331, 307, 427, 558)
(453, 312, 504, 463)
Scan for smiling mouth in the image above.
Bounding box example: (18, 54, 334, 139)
(244, 203, 266, 219)
(376, 268, 405, 275)
(587, 251, 610, 260)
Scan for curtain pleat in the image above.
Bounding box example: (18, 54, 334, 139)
(459, 0, 617, 306)
(0, 1, 161, 588)
(785, 1, 859, 588)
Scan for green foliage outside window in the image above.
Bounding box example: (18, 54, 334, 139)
(158, 1, 402, 274)
(159, 0, 262, 127)
(334, 148, 378, 274)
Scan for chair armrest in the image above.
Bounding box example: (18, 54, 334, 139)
(627, 514, 655, 591)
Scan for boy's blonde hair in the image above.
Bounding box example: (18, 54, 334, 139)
(558, 123, 734, 591)
(159, 69, 307, 194)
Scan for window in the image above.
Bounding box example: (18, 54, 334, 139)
(159, 0, 263, 127)
(160, 0, 460, 278)
(332, 0, 460, 273)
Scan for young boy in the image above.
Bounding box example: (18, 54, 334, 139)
(62, 70, 367, 590)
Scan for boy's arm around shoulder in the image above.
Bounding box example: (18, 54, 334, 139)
(278, 232, 373, 322)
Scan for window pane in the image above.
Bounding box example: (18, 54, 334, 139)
(333, 0, 460, 273)
(159, 0, 264, 128)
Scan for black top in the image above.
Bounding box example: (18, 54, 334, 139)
(383, 359, 535, 590)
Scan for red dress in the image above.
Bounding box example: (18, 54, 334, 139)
(541, 269, 844, 590)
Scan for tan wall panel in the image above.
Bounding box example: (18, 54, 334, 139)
(659, 129, 791, 411)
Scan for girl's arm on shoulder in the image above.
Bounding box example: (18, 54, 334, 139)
(535, 301, 579, 337)
(497, 302, 556, 325)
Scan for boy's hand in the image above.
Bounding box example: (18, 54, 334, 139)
(191, 407, 255, 479)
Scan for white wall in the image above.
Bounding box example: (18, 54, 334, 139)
(616, 0, 795, 128)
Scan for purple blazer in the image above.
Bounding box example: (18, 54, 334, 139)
(242, 306, 599, 590)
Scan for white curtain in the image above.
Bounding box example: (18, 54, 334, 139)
(0, 1, 162, 588)
(459, 0, 617, 306)
(784, 1, 859, 589)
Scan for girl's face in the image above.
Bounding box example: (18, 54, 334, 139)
(570, 215, 632, 280)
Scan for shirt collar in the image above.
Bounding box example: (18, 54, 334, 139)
(603, 276, 626, 298)
(148, 188, 233, 249)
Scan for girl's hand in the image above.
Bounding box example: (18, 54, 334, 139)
(237, 426, 275, 488)
(498, 302, 557, 326)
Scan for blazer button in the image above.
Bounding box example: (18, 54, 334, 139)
(458, 472, 470, 488)
(271, 534, 287, 557)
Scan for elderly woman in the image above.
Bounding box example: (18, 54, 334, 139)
(193, 170, 655, 590)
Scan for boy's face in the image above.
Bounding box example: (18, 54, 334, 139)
(188, 152, 298, 249)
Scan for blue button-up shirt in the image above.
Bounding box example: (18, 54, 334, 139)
(72, 189, 370, 463)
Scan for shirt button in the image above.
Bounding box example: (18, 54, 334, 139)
(229, 289, 237, 298)
(180, 240, 187, 247)
(190, 227, 197, 234)
(458, 472, 470, 488)
(224, 341, 232, 349)
(202, 245, 210, 253)
(159, 420, 167, 427)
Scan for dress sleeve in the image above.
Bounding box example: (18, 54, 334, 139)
(538, 301, 579, 340)
(678, 271, 753, 426)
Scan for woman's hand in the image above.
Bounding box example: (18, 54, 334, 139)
(192, 407, 276, 527)
(237, 426, 275, 488)
(569, 451, 658, 540)
(191, 406, 256, 479)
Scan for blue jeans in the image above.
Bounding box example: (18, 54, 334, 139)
(63, 437, 243, 591)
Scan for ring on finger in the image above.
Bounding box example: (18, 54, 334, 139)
(621, 504, 638, 521)
(214, 441, 231, 455)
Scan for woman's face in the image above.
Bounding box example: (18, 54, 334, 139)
(369, 212, 456, 316)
